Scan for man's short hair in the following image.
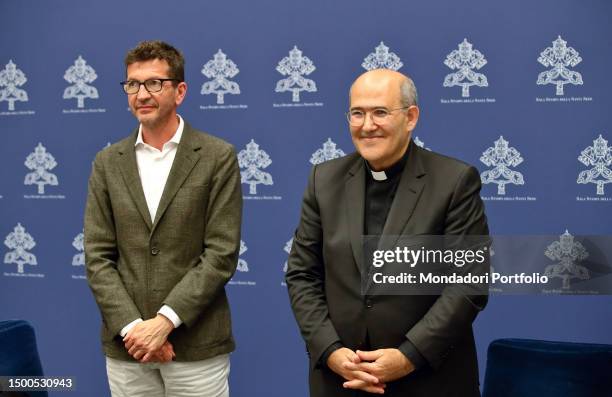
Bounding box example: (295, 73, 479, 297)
(400, 77, 418, 107)
(125, 40, 185, 82)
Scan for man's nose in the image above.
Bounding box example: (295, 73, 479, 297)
(362, 113, 378, 131)
(136, 84, 152, 100)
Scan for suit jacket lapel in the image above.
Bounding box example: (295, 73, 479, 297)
(379, 142, 426, 252)
(117, 129, 153, 231)
(345, 158, 366, 275)
(151, 123, 201, 233)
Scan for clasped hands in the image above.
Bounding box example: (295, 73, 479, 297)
(123, 314, 175, 363)
(327, 347, 415, 394)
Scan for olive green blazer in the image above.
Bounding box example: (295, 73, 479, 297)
(84, 122, 242, 361)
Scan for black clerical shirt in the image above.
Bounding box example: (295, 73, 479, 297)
(321, 147, 426, 371)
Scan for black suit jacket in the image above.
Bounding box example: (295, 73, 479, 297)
(286, 141, 489, 396)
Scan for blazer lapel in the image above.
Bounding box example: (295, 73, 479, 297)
(151, 124, 201, 233)
(379, 142, 426, 252)
(117, 130, 153, 231)
(345, 158, 366, 275)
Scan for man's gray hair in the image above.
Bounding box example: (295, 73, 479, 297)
(400, 77, 418, 107)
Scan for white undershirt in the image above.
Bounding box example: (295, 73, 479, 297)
(119, 115, 184, 337)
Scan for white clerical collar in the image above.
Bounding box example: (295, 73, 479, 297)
(365, 144, 411, 182)
(135, 115, 184, 147)
(370, 170, 387, 181)
(365, 160, 389, 181)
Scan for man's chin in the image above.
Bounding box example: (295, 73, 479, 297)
(359, 153, 386, 167)
(137, 114, 157, 126)
(357, 146, 384, 160)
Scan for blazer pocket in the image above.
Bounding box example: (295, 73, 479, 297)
(174, 185, 209, 205)
(167, 187, 209, 235)
(175, 184, 209, 204)
(181, 181, 209, 189)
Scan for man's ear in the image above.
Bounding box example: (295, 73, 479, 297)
(406, 105, 419, 131)
(175, 82, 188, 105)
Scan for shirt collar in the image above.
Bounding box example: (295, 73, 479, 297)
(365, 142, 410, 182)
(135, 114, 184, 148)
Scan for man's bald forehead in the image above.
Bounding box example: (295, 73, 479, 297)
(352, 69, 408, 87)
(349, 69, 418, 107)
(349, 69, 408, 103)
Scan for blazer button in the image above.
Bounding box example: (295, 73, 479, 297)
(365, 299, 373, 308)
(151, 247, 160, 255)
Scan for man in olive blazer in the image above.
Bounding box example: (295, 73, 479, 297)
(85, 41, 241, 396)
(85, 122, 241, 361)
(286, 69, 489, 396)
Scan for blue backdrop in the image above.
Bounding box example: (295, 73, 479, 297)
(1, 0, 611, 395)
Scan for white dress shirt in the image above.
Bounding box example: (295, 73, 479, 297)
(120, 115, 185, 337)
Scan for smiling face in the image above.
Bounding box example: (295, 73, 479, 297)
(349, 70, 419, 171)
(126, 58, 186, 130)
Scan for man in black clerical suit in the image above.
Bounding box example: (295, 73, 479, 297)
(286, 69, 489, 396)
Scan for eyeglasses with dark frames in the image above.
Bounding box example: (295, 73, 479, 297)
(120, 78, 181, 95)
